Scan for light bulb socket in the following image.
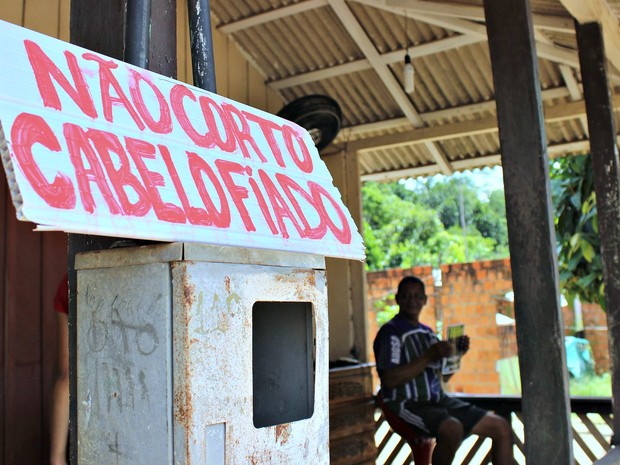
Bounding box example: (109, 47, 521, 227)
(404, 55, 414, 94)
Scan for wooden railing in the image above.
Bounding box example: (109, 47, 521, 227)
(375, 395, 613, 465)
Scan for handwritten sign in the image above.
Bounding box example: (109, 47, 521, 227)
(0, 20, 364, 260)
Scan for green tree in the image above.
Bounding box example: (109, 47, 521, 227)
(398, 176, 479, 230)
(550, 155, 604, 308)
(361, 182, 443, 270)
(362, 176, 509, 271)
(472, 190, 508, 249)
(364, 159, 607, 309)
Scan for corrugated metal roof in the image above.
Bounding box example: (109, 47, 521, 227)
(210, 0, 620, 182)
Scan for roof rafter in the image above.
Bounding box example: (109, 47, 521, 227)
(360, 138, 597, 182)
(352, 95, 620, 152)
(383, 0, 574, 33)
(360, 0, 620, 82)
(217, 0, 574, 36)
(269, 33, 482, 90)
(327, 0, 454, 174)
(217, 0, 328, 33)
(560, 0, 620, 73)
(337, 86, 574, 140)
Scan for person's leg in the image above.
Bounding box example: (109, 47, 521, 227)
(471, 413, 513, 465)
(432, 417, 464, 465)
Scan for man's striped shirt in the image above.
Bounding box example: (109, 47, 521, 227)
(374, 314, 443, 405)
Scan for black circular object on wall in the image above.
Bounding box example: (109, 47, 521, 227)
(277, 95, 342, 151)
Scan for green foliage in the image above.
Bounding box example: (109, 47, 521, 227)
(569, 372, 612, 397)
(362, 174, 509, 271)
(364, 159, 607, 309)
(374, 294, 398, 326)
(550, 155, 605, 308)
(361, 182, 445, 270)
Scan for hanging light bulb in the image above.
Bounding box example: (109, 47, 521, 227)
(404, 53, 414, 94)
(403, 11, 414, 94)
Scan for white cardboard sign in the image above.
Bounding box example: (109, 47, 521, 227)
(0, 20, 364, 260)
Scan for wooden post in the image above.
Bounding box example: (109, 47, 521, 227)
(483, 0, 573, 463)
(576, 20, 620, 448)
(68, 1, 176, 462)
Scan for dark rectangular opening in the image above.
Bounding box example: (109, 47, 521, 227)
(252, 301, 314, 428)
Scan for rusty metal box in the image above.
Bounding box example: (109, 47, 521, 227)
(75, 242, 329, 465)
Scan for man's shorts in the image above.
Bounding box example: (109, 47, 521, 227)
(398, 395, 488, 437)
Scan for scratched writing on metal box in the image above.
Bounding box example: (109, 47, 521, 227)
(194, 291, 241, 335)
(82, 285, 159, 415)
(84, 285, 159, 355)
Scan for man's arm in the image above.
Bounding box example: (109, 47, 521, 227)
(380, 341, 452, 389)
(50, 312, 69, 465)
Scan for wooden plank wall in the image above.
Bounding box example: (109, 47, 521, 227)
(0, 1, 283, 463)
(0, 3, 71, 465)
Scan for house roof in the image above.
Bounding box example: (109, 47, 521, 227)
(209, 0, 620, 182)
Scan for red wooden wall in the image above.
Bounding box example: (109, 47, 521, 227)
(0, 176, 68, 464)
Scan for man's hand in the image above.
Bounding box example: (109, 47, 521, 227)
(426, 340, 453, 361)
(457, 335, 470, 354)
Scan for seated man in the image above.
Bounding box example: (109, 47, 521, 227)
(373, 276, 513, 465)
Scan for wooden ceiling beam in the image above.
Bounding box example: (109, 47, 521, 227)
(362, 0, 620, 82)
(558, 64, 589, 134)
(327, 0, 423, 127)
(382, 0, 574, 33)
(360, 138, 599, 182)
(560, 0, 620, 73)
(269, 33, 482, 90)
(218, 0, 574, 36)
(327, 0, 454, 174)
(337, 86, 573, 140)
(270, 61, 370, 90)
(353, 115, 498, 152)
(353, 95, 620, 152)
(217, 0, 328, 33)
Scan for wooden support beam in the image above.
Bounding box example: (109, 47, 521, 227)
(576, 20, 620, 448)
(69, 3, 129, 462)
(483, 0, 573, 463)
(327, 0, 454, 174)
(562, 0, 620, 74)
(359, 138, 598, 182)
(352, 95, 620, 152)
(337, 86, 574, 140)
(383, 0, 575, 33)
(352, 115, 498, 152)
(218, 0, 328, 33)
(269, 34, 482, 90)
(148, 0, 176, 79)
(360, 0, 620, 82)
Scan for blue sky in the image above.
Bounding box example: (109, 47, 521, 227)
(467, 166, 505, 193)
(401, 165, 505, 200)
